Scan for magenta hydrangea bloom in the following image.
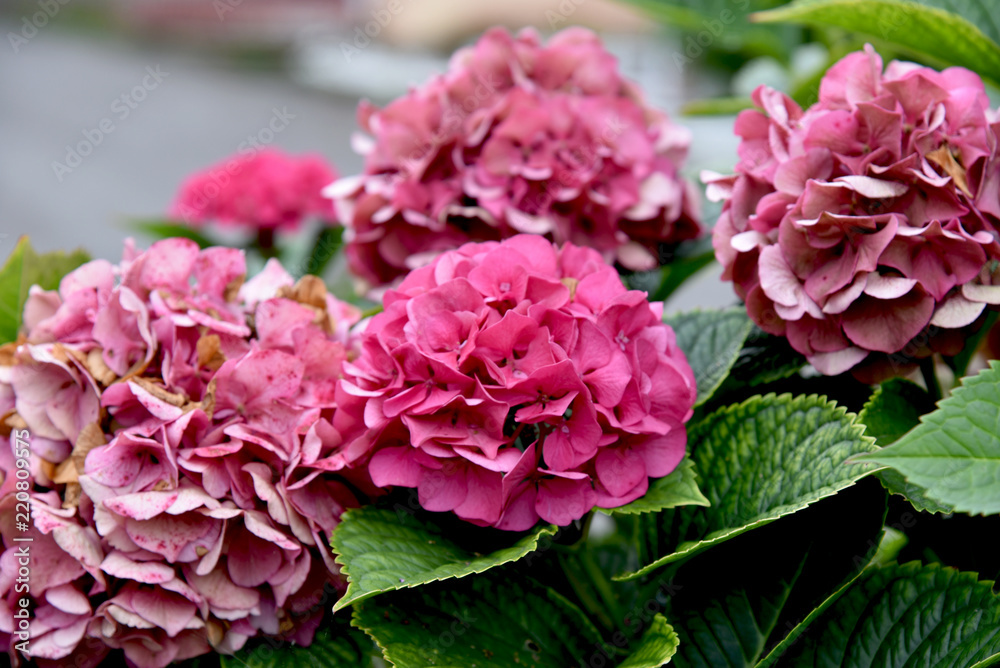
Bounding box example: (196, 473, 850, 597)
(328, 26, 702, 291)
(170, 148, 339, 232)
(333, 235, 697, 530)
(0, 239, 369, 667)
(708, 45, 1000, 377)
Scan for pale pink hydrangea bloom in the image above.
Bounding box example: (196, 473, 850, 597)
(333, 235, 697, 530)
(0, 239, 367, 667)
(328, 26, 702, 290)
(708, 45, 1000, 376)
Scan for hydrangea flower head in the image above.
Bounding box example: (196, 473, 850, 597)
(329, 26, 702, 290)
(708, 45, 1000, 376)
(334, 235, 697, 530)
(0, 239, 367, 666)
(170, 148, 339, 232)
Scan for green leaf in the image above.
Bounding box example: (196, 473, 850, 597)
(304, 226, 344, 278)
(664, 308, 754, 407)
(664, 480, 889, 668)
(353, 570, 604, 668)
(652, 240, 717, 304)
(128, 219, 219, 249)
(220, 622, 374, 667)
(620, 394, 879, 581)
(0, 237, 90, 344)
(331, 506, 557, 611)
(618, 614, 680, 668)
(753, 0, 1000, 88)
(858, 379, 953, 514)
(769, 561, 1000, 667)
(680, 97, 755, 116)
(599, 458, 709, 516)
(718, 326, 806, 393)
(854, 360, 1000, 515)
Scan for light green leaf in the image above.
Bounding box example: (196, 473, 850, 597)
(858, 379, 953, 514)
(664, 308, 754, 407)
(618, 614, 679, 668)
(680, 97, 755, 116)
(854, 360, 1000, 515)
(620, 394, 879, 581)
(767, 561, 1000, 667)
(753, 0, 1000, 88)
(353, 572, 604, 668)
(599, 458, 709, 516)
(0, 237, 90, 344)
(331, 506, 556, 611)
(220, 623, 374, 667)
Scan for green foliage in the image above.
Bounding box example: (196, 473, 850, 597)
(353, 571, 604, 668)
(0, 237, 90, 344)
(858, 379, 953, 513)
(621, 394, 879, 580)
(768, 561, 1000, 666)
(128, 219, 218, 249)
(331, 506, 556, 611)
(220, 622, 375, 667)
(664, 308, 754, 407)
(618, 615, 680, 668)
(599, 458, 710, 516)
(855, 361, 1000, 515)
(754, 0, 1000, 87)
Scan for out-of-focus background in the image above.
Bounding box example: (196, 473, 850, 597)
(0, 0, 830, 311)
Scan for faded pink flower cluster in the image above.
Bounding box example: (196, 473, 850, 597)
(333, 235, 697, 530)
(170, 148, 339, 232)
(708, 46, 1000, 376)
(329, 26, 702, 290)
(0, 239, 368, 667)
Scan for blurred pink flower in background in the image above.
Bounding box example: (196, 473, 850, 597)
(329, 26, 702, 291)
(170, 148, 339, 232)
(0, 239, 369, 667)
(333, 235, 697, 530)
(708, 45, 1000, 378)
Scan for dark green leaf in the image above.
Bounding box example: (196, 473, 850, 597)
(664, 308, 754, 407)
(766, 561, 1000, 667)
(854, 360, 1000, 515)
(353, 570, 604, 668)
(220, 622, 374, 667)
(304, 226, 344, 278)
(620, 394, 879, 580)
(858, 379, 953, 513)
(331, 507, 556, 611)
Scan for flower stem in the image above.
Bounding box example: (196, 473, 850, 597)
(920, 355, 942, 403)
(256, 228, 277, 259)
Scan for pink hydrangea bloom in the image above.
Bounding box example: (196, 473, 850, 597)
(329, 27, 702, 290)
(708, 45, 1000, 376)
(170, 149, 339, 232)
(0, 239, 367, 666)
(333, 235, 697, 530)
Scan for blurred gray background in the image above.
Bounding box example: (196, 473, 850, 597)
(0, 0, 754, 312)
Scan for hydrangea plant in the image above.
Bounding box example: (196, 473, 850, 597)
(3, 9, 1000, 668)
